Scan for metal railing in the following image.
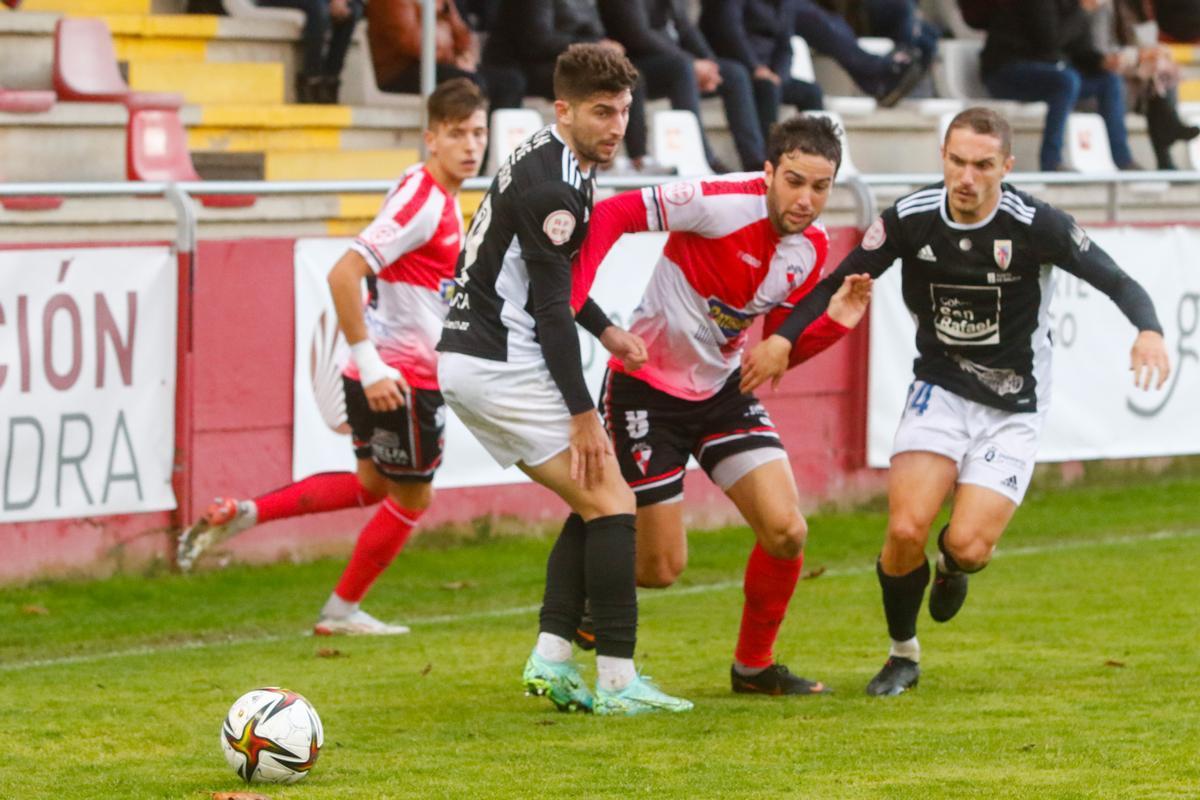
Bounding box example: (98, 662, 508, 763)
(4, 169, 1200, 250)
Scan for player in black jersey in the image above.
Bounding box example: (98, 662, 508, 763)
(438, 44, 691, 715)
(741, 107, 1171, 696)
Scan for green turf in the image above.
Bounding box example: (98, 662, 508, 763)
(1, 475, 1198, 799)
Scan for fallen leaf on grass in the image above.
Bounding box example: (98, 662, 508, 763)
(441, 580, 476, 591)
(420, 663, 433, 676)
(316, 648, 344, 659)
(20, 604, 50, 615)
(535, 719, 556, 726)
(1019, 743, 1036, 752)
(212, 793, 271, 800)
(1103, 659, 1126, 668)
(801, 566, 826, 580)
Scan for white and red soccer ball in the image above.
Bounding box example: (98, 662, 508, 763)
(221, 687, 323, 784)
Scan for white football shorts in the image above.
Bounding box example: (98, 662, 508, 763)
(892, 380, 1048, 504)
(438, 351, 577, 469)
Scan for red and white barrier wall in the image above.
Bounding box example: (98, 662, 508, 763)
(5, 222, 1194, 582)
(0, 228, 876, 582)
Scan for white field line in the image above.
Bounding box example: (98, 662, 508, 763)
(3, 527, 1196, 674)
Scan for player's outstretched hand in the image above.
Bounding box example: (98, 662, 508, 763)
(1130, 330, 1170, 390)
(365, 367, 409, 413)
(600, 325, 649, 372)
(568, 411, 614, 489)
(827, 273, 873, 329)
(740, 334, 792, 394)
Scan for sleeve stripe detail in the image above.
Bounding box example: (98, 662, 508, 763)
(644, 186, 664, 231)
(392, 172, 435, 228)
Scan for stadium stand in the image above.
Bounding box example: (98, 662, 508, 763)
(2, 0, 1198, 240)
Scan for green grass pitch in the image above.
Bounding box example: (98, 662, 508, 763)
(2, 473, 1198, 799)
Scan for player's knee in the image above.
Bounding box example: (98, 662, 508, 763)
(759, 514, 807, 560)
(887, 517, 930, 556)
(588, 482, 636, 519)
(388, 481, 434, 511)
(947, 537, 992, 573)
(637, 552, 685, 588)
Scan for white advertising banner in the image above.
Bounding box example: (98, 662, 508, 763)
(292, 235, 664, 487)
(0, 246, 178, 522)
(867, 225, 1200, 467)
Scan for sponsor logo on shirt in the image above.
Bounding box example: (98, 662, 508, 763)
(542, 209, 576, 246)
(931, 284, 1001, 346)
(663, 182, 695, 205)
(706, 296, 755, 339)
(917, 244, 937, 262)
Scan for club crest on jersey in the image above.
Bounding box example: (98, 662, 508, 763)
(542, 209, 576, 246)
(993, 240, 1013, 270)
(707, 296, 755, 339)
(438, 278, 457, 305)
(631, 443, 653, 476)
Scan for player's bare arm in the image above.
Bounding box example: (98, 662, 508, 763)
(327, 250, 408, 412)
(740, 273, 873, 393)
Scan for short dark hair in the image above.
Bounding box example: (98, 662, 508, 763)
(553, 43, 639, 103)
(766, 114, 843, 172)
(427, 78, 487, 128)
(944, 106, 1012, 156)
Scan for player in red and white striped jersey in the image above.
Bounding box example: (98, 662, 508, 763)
(571, 115, 873, 695)
(177, 80, 487, 637)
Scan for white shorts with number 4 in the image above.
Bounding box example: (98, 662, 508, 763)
(892, 380, 1048, 504)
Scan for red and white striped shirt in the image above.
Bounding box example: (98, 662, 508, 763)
(346, 163, 463, 390)
(573, 173, 843, 401)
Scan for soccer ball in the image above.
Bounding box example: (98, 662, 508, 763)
(221, 687, 323, 784)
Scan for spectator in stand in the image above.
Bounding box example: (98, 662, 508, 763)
(1154, 0, 1200, 42)
(257, 0, 363, 103)
(598, 0, 756, 171)
(700, 0, 825, 143)
(791, 0, 928, 105)
(840, 0, 939, 68)
(1090, 0, 1199, 169)
(369, 0, 524, 112)
(982, 0, 1140, 171)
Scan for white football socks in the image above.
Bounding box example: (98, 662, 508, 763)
(596, 655, 636, 692)
(320, 593, 358, 621)
(889, 636, 920, 662)
(535, 632, 573, 663)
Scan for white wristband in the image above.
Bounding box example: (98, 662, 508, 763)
(351, 339, 397, 387)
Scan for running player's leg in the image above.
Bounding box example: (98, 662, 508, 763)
(930, 408, 1038, 622)
(867, 450, 957, 696)
(724, 458, 829, 695)
(176, 469, 384, 572)
(636, 502, 688, 588)
(316, 386, 444, 636)
(926, 484, 1016, 624)
(523, 451, 692, 714)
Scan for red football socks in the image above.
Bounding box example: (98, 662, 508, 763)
(254, 472, 383, 523)
(333, 499, 423, 603)
(734, 543, 803, 669)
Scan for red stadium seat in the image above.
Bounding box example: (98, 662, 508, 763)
(126, 103, 255, 208)
(53, 18, 181, 108)
(0, 171, 62, 211)
(0, 87, 55, 113)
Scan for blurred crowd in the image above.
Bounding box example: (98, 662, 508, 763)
(179, 0, 1200, 172)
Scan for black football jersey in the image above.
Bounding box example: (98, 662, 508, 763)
(776, 182, 1161, 413)
(438, 125, 594, 363)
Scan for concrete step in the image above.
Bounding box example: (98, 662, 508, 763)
(127, 59, 285, 105)
(21, 0, 151, 13)
(264, 148, 420, 181)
